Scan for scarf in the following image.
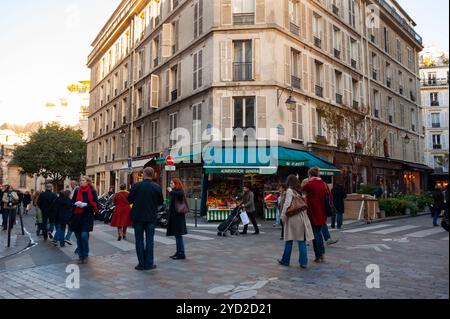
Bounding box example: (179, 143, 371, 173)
(74, 185, 98, 215)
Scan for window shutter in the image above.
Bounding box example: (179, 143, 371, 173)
(307, 8, 313, 43)
(428, 134, 433, 150)
(330, 69, 335, 102)
(324, 65, 330, 99)
(298, 104, 303, 140)
(199, 0, 203, 35)
(311, 107, 317, 139)
(162, 24, 173, 58)
(257, 96, 267, 139)
(165, 70, 170, 102)
(194, 2, 198, 38)
(443, 111, 449, 128)
(442, 133, 448, 150)
(193, 53, 198, 90)
(285, 45, 292, 85)
(323, 19, 328, 52)
(220, 41, 232, 81)
(284, 0, 290, 29)
(177, 62, 182, 97)
(221, 0, 232, 26)
(302, 54, 309, 91)
(301, 3, 307, 40)
(150, 74, 159, 109)
(255, 0, 265, 24)
(309, 57, 315, 94)
(253, 39, 261, 80)
(344, 75, 352, 106)
(221, 97, 232, 139)
(328, 23, 333, 55)
(198, 50, 203, 87)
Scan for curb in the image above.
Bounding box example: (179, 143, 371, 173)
(355, 212, 430, 224)
(0, 227, 34, 261)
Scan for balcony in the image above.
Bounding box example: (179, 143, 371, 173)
(421, 78, 449, 86)
(154, 57, 159, 68)
(432, 123, 441, 128)
(334, 48, 341, 59)
(433, 144, 442, 150)
(353, 100, 359, 109)
(332, 4, 339, 16)
(290, 22, 300, 35)
(431, 100, 440, 107)
(374, 109, 379, 118)
(335, 93, 343, 104)
(233, 62, 253, 81)
(386, 77, 392, 88)
(291, 75, 301, 89)
(233, 13, 255, 25)
(351, 59, 357, 68)
(171, 90, 178, 102)
(314, 36, 322, 49)
(315, 84, 324, 98)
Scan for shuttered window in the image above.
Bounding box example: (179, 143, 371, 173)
(292, 104, 303, 141)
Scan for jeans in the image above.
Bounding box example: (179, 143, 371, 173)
(75, 232, 90, 258)
(433, 208, 441, 226)
(175, 236, 185, 257)
(312, 225, 325, 260)
(56, 224, 67, 246)
(332, 212, 344, 229)
(275, 209, 281, 225)
(134, 222, 155, 269)
(65, 230, 73, 241)
(242, 211, 260, 234)
(321, 223, 331, 241)
(281, 240, 308, 266)
(3, 209, 16, 230)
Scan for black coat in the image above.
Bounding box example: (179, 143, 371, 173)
(128, 179, 164, 224)
(70, 187, 98, 233)
(331, 184, 347, 214)
(37, 191, 58, 220)
(23, 194, 32, 206)
(166, 190, 188, 237)
(55, 196, 74, 225)
(432, 190, 445, 211)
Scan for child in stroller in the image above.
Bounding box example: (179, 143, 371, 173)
(217, 206, 242, 237)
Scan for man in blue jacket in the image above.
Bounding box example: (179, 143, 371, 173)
(128, 167, 164, 271)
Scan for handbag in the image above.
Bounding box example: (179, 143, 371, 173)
(175, 195, 189, 214)
(324, 184, 337, 218)
(240, 211, 250, 225)
(286, 193, 307, 217)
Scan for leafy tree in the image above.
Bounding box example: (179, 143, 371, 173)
(12, 123, 86, 191)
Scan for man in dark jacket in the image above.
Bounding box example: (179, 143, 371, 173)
(128, 167, 164, 271)
(0, 186, 5, 229)
(240, 184, 259, 235)
(432, 186, 445, 227)
(37, 184, 58, 241)
(331, 182, 347, 229)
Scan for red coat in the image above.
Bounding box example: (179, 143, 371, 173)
(301, 178, 330, 226)
(111, 191, 132, 227)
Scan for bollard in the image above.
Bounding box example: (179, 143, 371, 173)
(19, 207, 24, 236)
(7, 210, 11, 248)
(194, 198, 198, 228)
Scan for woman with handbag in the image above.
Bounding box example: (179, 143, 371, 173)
(111, 184, 132, 241)
(278, 175, 314, 269)
(166, 178, 188, 260)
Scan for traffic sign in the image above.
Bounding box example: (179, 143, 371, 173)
(165, 165, 176, 171)
(166, 155, 175, 166)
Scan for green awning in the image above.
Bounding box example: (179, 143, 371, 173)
(156, 151, 202, 165)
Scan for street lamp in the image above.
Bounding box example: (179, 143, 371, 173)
(277, 87, 297, 111)
(404, 134, 411, 144)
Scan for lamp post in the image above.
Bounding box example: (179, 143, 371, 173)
(404, 134, 411, 144)
(277, 87, 298, 111)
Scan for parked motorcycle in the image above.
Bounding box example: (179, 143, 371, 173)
(157, 204, 169, 228)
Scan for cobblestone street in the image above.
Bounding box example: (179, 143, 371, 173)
(0, 214, 448, 299)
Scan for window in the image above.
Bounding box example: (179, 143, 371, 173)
(121, 98, 127, 124)
(19, 174, 26, 188)
(348, 0, 356, 28)
(352, 79, 360, 106)
(194, 0, 203, 38)
(430, 92, 439, 106)
(137, 88, 143, 117)
(384, 27, 390, 53)
(192, 104, 202, 144)
(151, 120, 159, 152)
(135, 127, 142, 156)
(396, 39, 402, 63)
(170, 65, 179, 101)
(434, 156, 444, 169)
(388, 97, 393, 123)
(386, 62, 392, 87)
(291, 49, 301, 89)
(411, 108, 417, 131)
(407, 48, 413, 70)
(313, 14, 322, 47)
(314, 61, 324, 97)
(371, 52, 378, 80)
(335, 71, 343, 103)
(400, 104, 405, 127)
(389, 133, 395, 159)
(169, 113, 178, 148)
(350, 38, 359, 67)
(398, 71, 403, 94)
(138, 50, 145, 78)
(292, 104, 303, 140)
(431, 113, 440, 128)
(289, 0, 300, 34)
(233, 97, 255, 129)
(233, 40, 253, 81)
(433, 135, 442, 149)
(428, 72, 437, 85)
(193, 50, 203, 90)
(233, 0, 255, 25)
(153, 35, 161, 67)
(123, 64, 129, 88)
(333, 27, 342, 58)
(172, 20, 179, 54)
(373, 90, 380, 118)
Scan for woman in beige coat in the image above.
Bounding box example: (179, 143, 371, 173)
(278, 175, 314, 268)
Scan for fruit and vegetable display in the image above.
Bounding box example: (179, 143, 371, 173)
(264, 192, 279, 208)
(207, 181, 241, 210)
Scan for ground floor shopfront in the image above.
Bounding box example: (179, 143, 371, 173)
(332, 151, 432, 196)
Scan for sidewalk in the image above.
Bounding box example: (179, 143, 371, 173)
(0, 212, 32, 260)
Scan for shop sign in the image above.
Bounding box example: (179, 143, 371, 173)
(205, 167, 277, 175)
(280, 161, 306, 167)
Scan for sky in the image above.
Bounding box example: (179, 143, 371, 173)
(0, 0, 448, 125)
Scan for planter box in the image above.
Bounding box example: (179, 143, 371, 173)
(344, 194, 380, 221)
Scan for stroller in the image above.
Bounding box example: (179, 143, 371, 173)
(217, 206, 242, 237)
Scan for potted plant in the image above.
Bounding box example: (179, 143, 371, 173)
(337, 138, 349, 150)
(354, 142, 363, 154)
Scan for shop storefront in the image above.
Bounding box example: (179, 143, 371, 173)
(201, 146, 340, 221)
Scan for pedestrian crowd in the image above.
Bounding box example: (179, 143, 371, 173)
(2, 166, 447, 271)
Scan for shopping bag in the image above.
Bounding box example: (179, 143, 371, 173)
(240, 211, 250, 225)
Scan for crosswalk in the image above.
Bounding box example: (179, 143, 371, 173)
(343, 223, 448, 240)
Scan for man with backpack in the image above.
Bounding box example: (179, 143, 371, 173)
(37, 184, 58, 241)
